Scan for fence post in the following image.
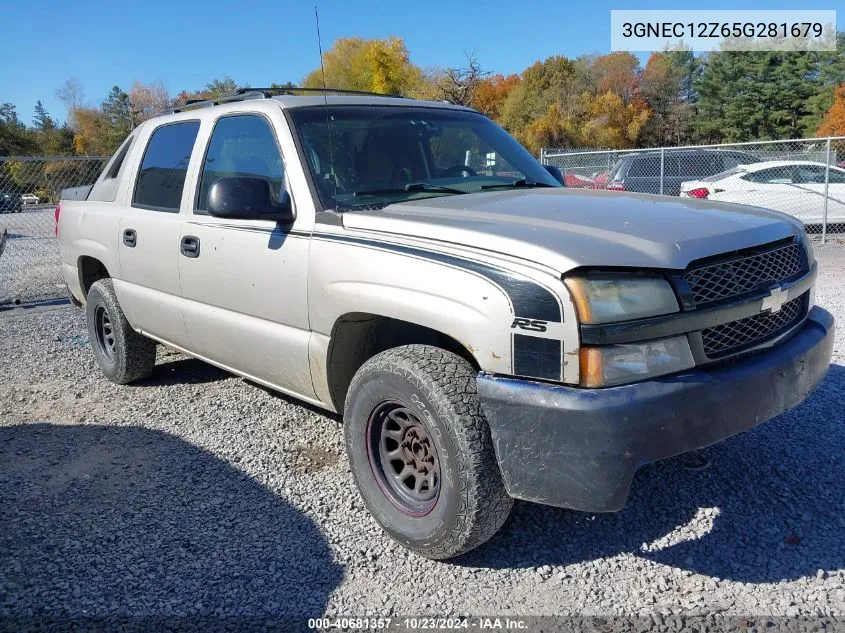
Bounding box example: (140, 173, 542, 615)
(821, 138, 831, 244)
(659, 148, 665, 196)
(539, 147, 546, 165)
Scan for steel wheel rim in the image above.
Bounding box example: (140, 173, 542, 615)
(366, 400, 441, 516)
(94, 305, 116, 363)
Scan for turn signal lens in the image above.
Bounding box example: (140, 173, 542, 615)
(579, 336, 695, 388)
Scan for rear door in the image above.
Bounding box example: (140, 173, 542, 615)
(792, 165, 845, 222)
(115, 120, 200, 346)
(177, 111, 315, 399)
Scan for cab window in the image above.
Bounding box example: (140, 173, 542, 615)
(133, 121, 200, 212)
(196, 115, 285, 214)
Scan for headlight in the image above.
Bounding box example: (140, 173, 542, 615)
(800, 232, 816, 267)
(564, 275, 679, 324)
(580, 336, 695, 387)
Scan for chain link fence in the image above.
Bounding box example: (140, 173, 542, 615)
(3, 142, 844, 306)
(541, 136, 845, 241)
(0, 157, 107, 306)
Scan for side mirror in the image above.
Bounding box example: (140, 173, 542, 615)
(207, 177, 295, 223)
(544, 164, 566, 186)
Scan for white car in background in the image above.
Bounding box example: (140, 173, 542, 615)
(20, 193, 39, 205)
(680, 160, 845, 225)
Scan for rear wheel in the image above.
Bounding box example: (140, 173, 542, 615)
(86, 279, 156, 384)
(344, 344, 513, 559)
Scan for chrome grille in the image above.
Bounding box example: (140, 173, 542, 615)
(684, 242, 803, 306)
(701, 295, 804, 358)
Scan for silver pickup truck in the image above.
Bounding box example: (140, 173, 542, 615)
(57, 89, 834, 559)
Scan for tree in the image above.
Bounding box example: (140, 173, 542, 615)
(205, 77, 239, 98)
(129, 80, 171, 123)
(638, 52, 695, 146)
(30, 101, 73, 155)
(55, 78, 85, 110)
(520, 102, 579, 154)
(433, 54, 490, 107)
(694, 50, 831, 142)
(473, 74, 521, 120)
(68, 107, 112, 156)
(33, 101, 56, 133)
(500, 55, 581, 140)
(0, 103, 37, 155)
(589, 52, 640, 104)
(817, 85, 845, 135)
(578, 91, 650, 148)
(174, 77, 240, 107)
(302, 37, 421, 96)
(101, 86, 133, 150)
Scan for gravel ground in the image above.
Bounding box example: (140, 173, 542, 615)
(0, 242, 843, 623)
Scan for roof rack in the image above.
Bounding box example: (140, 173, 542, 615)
(172, 86, 404, 113)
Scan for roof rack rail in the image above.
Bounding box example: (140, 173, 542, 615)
(172, 90, 268, 113)
(172, 86, 404, 112)
(241, 87, 405, 98)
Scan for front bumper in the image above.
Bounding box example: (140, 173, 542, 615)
(477, 306, 834, 513)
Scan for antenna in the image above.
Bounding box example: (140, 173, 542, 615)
(315, 5, 336, 199)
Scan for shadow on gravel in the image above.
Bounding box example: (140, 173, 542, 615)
(460, 364, 845, 584)
(138, 357, 230, 387)
(0, 423, 343, 619)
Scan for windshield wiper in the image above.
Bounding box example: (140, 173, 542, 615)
(353, 183, 466, 197)
(479, 179, 554, 190)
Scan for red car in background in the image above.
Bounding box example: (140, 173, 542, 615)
(564, 172, 598, 188)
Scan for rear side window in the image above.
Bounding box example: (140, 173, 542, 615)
(628, 156, 679, 177)
(196, 115, 284, 213)
(679, 153, 723, 177)
(106, 135, 134, 180)
(741, 167, 794, 184)
(828, 168, 845, 184)
(724, 152, 760, 168)
(87, 135, 135, 202)
(133, 121, 200, 212)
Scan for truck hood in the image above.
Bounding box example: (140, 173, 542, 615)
(340, 188, 801, 273)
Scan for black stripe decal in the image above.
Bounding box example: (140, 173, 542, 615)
(512, 334, 562, 381)
(313, 232, 561, 322)
(185, 222, 311, 238)
(180, 223, 562, 323)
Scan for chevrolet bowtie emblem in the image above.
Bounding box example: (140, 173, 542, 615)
(761, 286, 788, 313)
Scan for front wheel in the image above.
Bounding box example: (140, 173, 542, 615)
(344, 345, 513, 559)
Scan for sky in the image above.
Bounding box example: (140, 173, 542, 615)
(1, 0, 840, 125)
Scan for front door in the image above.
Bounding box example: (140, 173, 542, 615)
(177, 113, 315, 399)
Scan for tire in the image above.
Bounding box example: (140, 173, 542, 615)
(344, 344, 513, 559)
(86, 278, 156, 384)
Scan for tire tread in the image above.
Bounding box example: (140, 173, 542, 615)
(346, 344, 513, 559)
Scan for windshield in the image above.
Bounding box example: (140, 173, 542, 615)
(288, 105, 560, 210)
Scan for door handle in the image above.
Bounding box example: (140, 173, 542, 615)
(180, 235, 200, 258)
(123, 229, 137, 248)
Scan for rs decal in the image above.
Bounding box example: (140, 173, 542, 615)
(511, 318, 548, 333)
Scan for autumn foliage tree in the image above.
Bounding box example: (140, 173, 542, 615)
(4, 33, 845, 163)
(473, 74, 521, 120)
(817, 85, 845, 135)
(302, 37, 421, 96)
